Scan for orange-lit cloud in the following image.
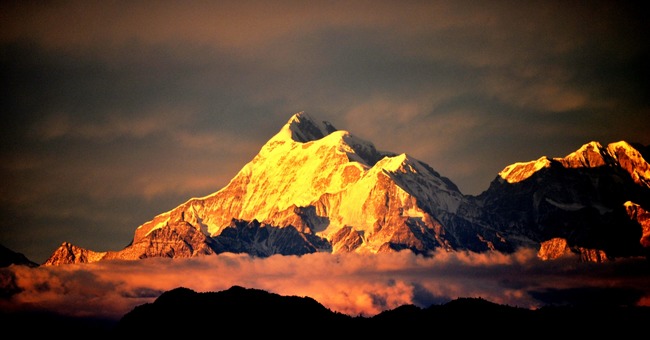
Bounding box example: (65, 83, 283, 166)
(0, 2, 459, 53)
(1, 249, 648, 321)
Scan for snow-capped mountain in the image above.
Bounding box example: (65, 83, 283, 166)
(44, 112, 650, 265)
(475, 140, 650, 261)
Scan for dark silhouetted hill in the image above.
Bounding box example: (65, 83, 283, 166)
(0, 244, 38, 268)
(112, 286, 650, 338)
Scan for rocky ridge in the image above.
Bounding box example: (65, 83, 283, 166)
(476, 140, 650, 261)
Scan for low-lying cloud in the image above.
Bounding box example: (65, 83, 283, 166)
(2, 248, 648, 320)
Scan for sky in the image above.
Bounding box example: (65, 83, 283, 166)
(1, 1, 649, 266)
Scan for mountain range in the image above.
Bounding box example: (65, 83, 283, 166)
(5, 285, 648, 337)
(113, 285, 650, 338)
(41, 111, 650, 265)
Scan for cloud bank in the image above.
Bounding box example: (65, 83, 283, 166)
(1, 0, 648, 273)
(2, 249, 648, 320)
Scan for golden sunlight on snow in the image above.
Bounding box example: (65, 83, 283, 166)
(498, 157, 551, 183)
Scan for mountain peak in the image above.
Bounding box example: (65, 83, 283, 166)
(498, 156, 552, 183)
(280, 111, 338, 143)
(606, 141, 650, 188)
(261, 112, 384, 168)
(559, 141, 608, 168)
(43, 241, 106, 265)
(498, 140, 650, 187)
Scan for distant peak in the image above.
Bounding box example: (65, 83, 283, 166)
(557, 141, 609, 168)
(284, 112, 338, 143)
(558, 140, 648, 171)
(608, 140, 638, 154)
(582, 141, 604, 150)
(497, 140, 650, 187)
(606, 140, 650, 188)
(499, 156, 552, 183)
(575, 141, 605, 157)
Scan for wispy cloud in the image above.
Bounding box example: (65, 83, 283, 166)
(2, 249, 648, 320)
(29, 108, 190, 141)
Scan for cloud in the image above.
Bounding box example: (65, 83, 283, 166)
(29, 108, 191, 141)
(18, 107, 263, 201)
(0, 2, 465, 50)
(1, 249, 648, 320)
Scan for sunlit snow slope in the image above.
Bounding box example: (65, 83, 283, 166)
(132, 112, 476, 255)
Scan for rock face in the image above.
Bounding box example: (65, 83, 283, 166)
(537, 238, 608, 262)
(43, 112, 650, 265)
(211, 219, 331, 257)
(625, 201, 650, 248)
(44, 242, 106, 265)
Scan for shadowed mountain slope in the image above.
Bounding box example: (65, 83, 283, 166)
(0, 244, 38, 268)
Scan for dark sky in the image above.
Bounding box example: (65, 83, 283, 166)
(1, 1, 649, 264)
